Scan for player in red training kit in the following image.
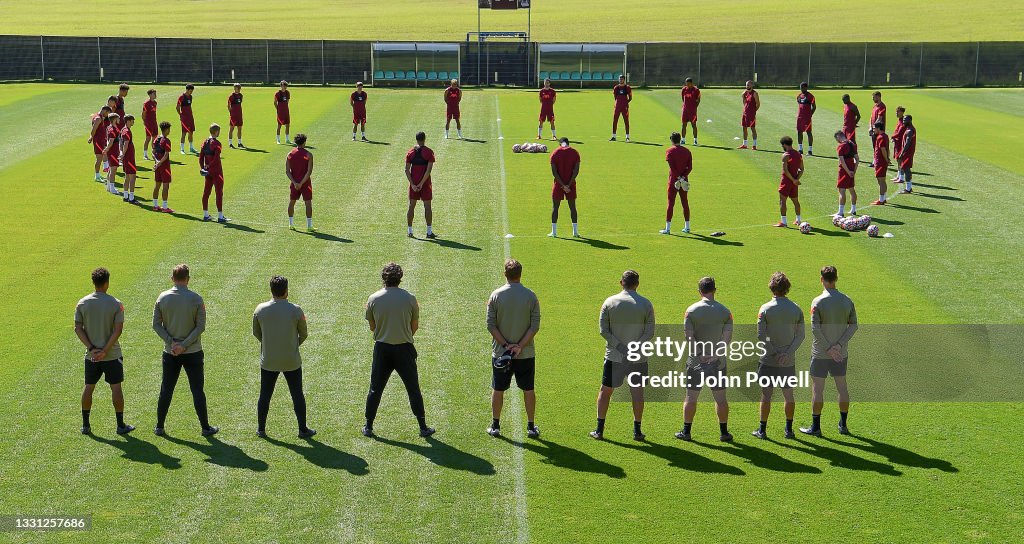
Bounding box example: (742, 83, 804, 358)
(444, 80, 463, 139)
(351, 82, 368, 141)
(841, 94, 860, 143)
(286, 133, 315, 232)
(141, 89, 158, 161)
(680, 77, 701, 146)
(870, 91, 886, 131)
(896, 115, 917, 194)
(177, 84, 197, 154)
(776, 136, 804, 227)
(661, 132, 693, 234)
(834, 130, 859, 217)
(890, 106, 907, 183)
(870, 121, 891, 205)
(228, 83, 245, 148)
(796, 81, 816, 154)
(275, 81, 291, 145)
(115, 83, 129, 121)
(610, 75, 631, 142)
(89, 105, 112, 182)
(152, 121, 174, 213)
(102, 113, 122, 195)
(739, 80, 760, 149)
(118, 115, 138, 203)
(549, 137, 581, 238)
(199, 124, 229, 223)
(538, 78, 557, 140)
(405, 131, 437, 238)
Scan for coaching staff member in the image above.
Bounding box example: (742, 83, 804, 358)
(590, 270, 655, 442)
(801, 265, 857, 437)
(152, 264, 218, 437)
(74, 267, 133, 435)
(363, 263, 435, 438)
(486, 259, 541, 439)
(253, 275, 316, 439)
(752, 271, 805, 440)
(678, 276, 734, 442)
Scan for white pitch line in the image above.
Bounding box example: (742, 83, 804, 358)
(495, 95, 529, 544)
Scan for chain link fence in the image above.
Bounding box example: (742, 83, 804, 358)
(1, 35, 1021, 88)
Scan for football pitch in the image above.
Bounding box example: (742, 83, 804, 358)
(1, 0, 1022, 42)
(1, 83, 1023, 543)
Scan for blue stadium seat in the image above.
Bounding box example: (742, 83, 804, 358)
(417, 71, 427, 80)
(439, 71, 448, 81)
(539, 70, 549, 80)
(374, 70, 385, 80)
(451, 71, 459, 80)
(560, 71, 570, 80)
(614, 72, 623, 80)
(427, 71, 438, 80)
(384, 71, 395, 80)
(570, 71, 581, 80)
(581, 71, 592, 80)
(603, 71, 614, 80)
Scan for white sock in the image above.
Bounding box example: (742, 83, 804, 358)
(238, 140, 243, 146)
(625, 133, 630, 139)
(780, 216, 788, 225)
(550, 223, 557, 236)
(851, 205, 857, 215)
(742, 139, 748, 146)
(808, 146, 813, 153)
(276, 136, 281, 142)
(551, 130, 557, 138)
(307, 217, 313, 229)
(361, 131, 366, 138)
(684, 220, 690, 230)
(537, 128, 542, 138)
(445, 130, 449, 138)
(353, 132, 357, 139)
(796, 215, 802, 223)
(665, 221, 671, 231)
(572, 222, 578, 236)
(203, 210, 210, 218)
(153, 199, 159, 208)
(905, 179, 912, 191)
(163, 200, 168, 208)
(798, 144, 803, 152)
(426, 225, 433, 235)
(457, 130, 463, 137)
(753, 138, 758, 147)
(218, 212, 225, 220)
(693, 138, 698, 145)
(180, 144, 185, 152)
(611, 133, 616, 139)
(289, 216, 294, 227)
(407, 226, 413, 235)
(880, 193, 886, 202)
(838, 205, 845, 215)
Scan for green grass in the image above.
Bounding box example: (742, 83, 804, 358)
(2, 1, 1023, 42)
(1, 83, 1023, 543)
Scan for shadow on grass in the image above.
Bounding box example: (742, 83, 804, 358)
(363, 140, 390, 146)
(682, 232, 745, 246)
(374, 435, 494, 475)
(870, 217, 904, 226)
(692, 438, 822, 474)
(263, 435, 369, 475)
(915, 192, 964, 202)
(302, 230, 353, 243)
(603, 438, 744, 475)
(416, 236, 482, 251)
(823, 434, 958, 473)
(459, 138, 488, 144)
(498, 436, 625, 479)
(563, 236, 630, 251)
(625, 140, 663, 147)
(237, 147, 270, 153)
(163, 434, 268, 472)
(811, 227, 851, 238)
(912, 181, 954, 190)
(778, 436, 901, 476)
(88, 433, 181, 469)
(222, 222, 265, 234)
(889, 202, 940, 214)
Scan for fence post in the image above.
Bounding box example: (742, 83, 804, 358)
(862, 42, 868, 87)
(40, 36, 45, 80)
(210, 38, 214, 83)
(918, 43, 924, 87)
(153, 37, 158, 82)
(974, 42, 981, 87)
(97, 37, 102, 81)
(752, 41, 757, 82)
(697, 42, 701, 86)
(641, 42, 646, 87)
(807, 42, 812, 85)
(266, 40, 270, 84)
(321, 39, 326, 85)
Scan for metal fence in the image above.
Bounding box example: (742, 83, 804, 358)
(1, 35, 1022, 88)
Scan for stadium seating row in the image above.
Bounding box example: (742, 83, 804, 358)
(373, 70, 460, 81)
(539, 70, 623, 81)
